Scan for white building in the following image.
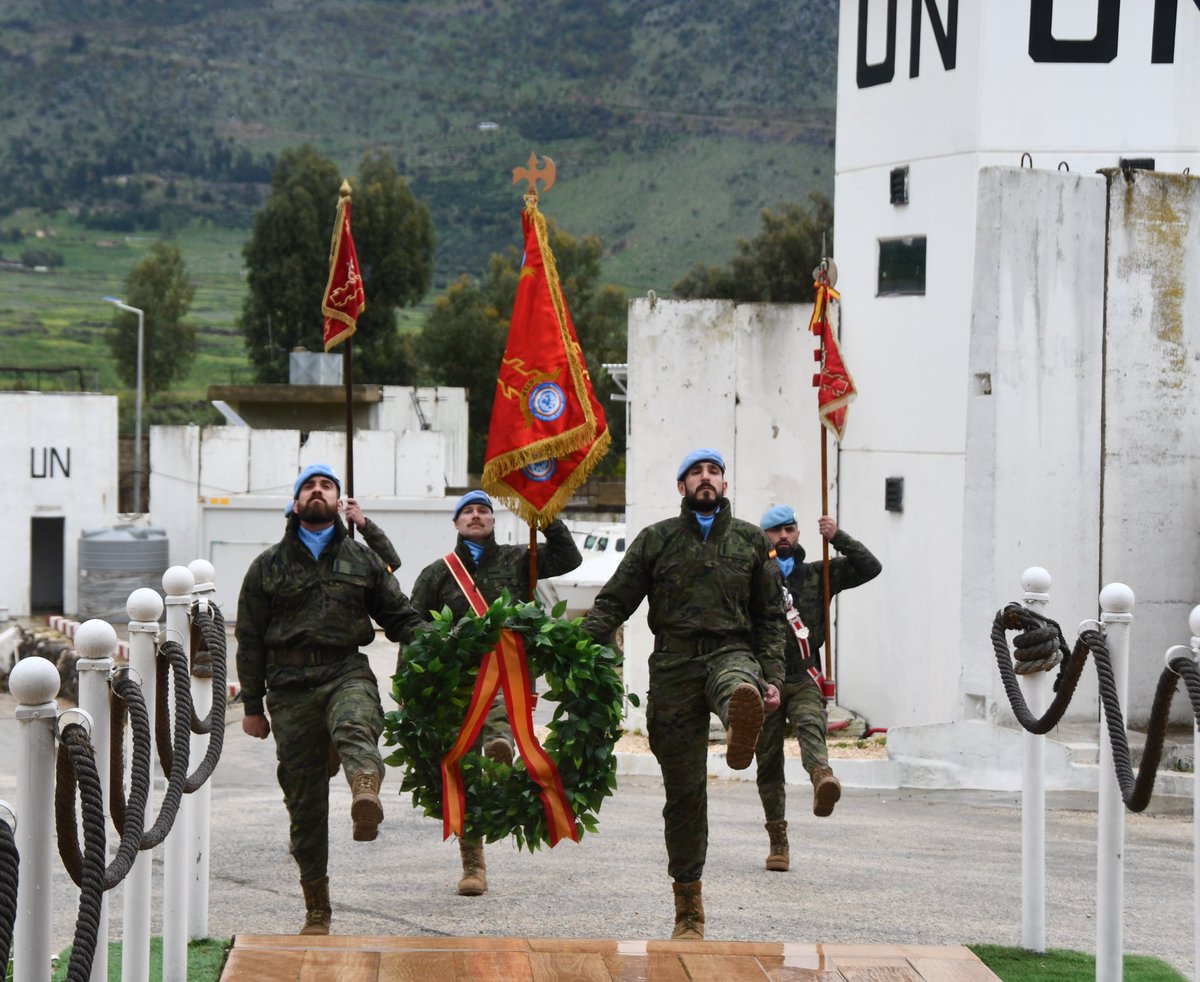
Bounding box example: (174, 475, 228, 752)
(0, 392, 120, 617)
(618, 1, 1200, 787)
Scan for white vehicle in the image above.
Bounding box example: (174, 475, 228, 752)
(537, 520, 626, 630)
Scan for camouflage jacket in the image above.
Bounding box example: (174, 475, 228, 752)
(235, 516, 423, 714)
(779, 529, 882, 680)
(360, 517, 402, 573)
(581, 501, 787, 687)
(410, 519, 582, 621)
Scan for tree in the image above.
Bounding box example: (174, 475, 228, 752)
(418, 220, 627, 475)
(672, 192, 834, 303)
(106, 241, 196, 396)
(239, 146, 434, 383)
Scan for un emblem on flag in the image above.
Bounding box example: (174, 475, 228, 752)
(522, 459, 557, 482)
(528, 382, 566, 422)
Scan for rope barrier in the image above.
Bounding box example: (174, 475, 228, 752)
(15, 589, 231, 979)
(142, 639, 191, 851)
(0, 817, 18, 974)
(993, 601, 1200, 813)
(991, 603, 1088, 733)
(55, 723, 107, 982)
(173, 604, 228, 792)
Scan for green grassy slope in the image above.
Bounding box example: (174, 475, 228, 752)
(0, 0, 838, 394)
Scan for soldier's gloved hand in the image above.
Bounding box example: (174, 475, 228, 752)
(763, 683, 781, 714)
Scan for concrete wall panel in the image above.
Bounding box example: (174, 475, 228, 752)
(1103, 169, 1200, 719)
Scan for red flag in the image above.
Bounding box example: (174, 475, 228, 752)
(481, 200, 610, 528)
(321, 180, 365, 352)
(810, 280, 856, 441)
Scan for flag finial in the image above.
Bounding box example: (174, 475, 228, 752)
(339, 178, 352, 199)
(512, 153, 556, 203)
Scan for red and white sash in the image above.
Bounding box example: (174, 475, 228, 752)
(438, 551, 577, 845)
(783, 584, 834, 699)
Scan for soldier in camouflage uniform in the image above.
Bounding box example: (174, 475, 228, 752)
(409, 488, 582, 896)
(236, 463, 423, 936)
(582, 449, 786, 941)
(755, 504, 881, 873)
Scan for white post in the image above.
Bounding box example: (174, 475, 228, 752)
(10, 655, 61, 982)
(1185, 605, 1200, 982)
(122, 587, 163, 982)
(1020, 566, 1050, 953)
(161, 566, 194, 982)
(75, 620, 119, 982)
(186, 558, 216, 940)
(1096, 582, 1134, 982)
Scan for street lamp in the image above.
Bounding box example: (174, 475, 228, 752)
(103, 295, 145, 513)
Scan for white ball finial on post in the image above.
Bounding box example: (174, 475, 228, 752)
(1188, 604, 1200, 642)
(1098, 582, 1135, 617)
(188, 559, 216, 593)
(162, 565, 195, 598)
(75, 619, 119, 661)
(127, 587, 164, 623)
(9, 656, 61, 706)
(1021, 566, 1051, 602)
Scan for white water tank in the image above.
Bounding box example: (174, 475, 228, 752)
(77, 525, 169, 622)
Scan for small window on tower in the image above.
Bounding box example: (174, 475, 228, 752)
(878, 237, 926, 296)
(889, 166, 909, 205)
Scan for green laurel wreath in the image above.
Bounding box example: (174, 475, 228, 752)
(382, 592, 634, 851)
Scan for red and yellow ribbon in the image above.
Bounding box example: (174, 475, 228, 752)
(438, 552, 578, 845)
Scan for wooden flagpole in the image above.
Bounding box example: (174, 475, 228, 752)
(819, 426, 833, 683)
(815, 245, 835, 688)
(528, 527, 539, 601)
(343, 336, 355, 538)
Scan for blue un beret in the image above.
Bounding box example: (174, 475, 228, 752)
(453, 489, 494, 521)
(293, 462, 341, 499)
(676, 448, 726, 482)
(760, 504, 797, 530)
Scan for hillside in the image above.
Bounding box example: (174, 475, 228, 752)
(0, 0, 838, 395)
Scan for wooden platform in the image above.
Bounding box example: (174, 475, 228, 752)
(221, 935, 1001, 980)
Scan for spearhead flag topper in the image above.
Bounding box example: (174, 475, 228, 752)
(810, 276, 856, 441)
(482, 156, 610, 528)
(322, 179, 365, 352)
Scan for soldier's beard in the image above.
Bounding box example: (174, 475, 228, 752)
(774, 542, 794, 558)
(296, 498, 337, 524)
(684, 490, 722, 514)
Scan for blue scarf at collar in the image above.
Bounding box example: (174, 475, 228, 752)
(298, 523, 335, 560)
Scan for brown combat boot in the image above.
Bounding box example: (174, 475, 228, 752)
(299, 875, 331, 935)
(484, 737, 514, 767)
(350, 771, 384, 841)
(765, 819, 790, 872)
(724, 684, 764, 770)
(458, 840, 488, 896)
(811, 765, 842, 817)
(671, 880, 705, 940)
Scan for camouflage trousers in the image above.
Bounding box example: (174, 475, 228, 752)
(266, 669, 385, 881)
(755, 677, 828, 822)
(647, 650, 763, 883)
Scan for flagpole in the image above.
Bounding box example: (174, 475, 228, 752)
(344, 336, 355, 538)
(813, 243, 836, 689)
(321, 178, 362, 541)
(528, 529, 539, 601)
(819, 426, 833, 683)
